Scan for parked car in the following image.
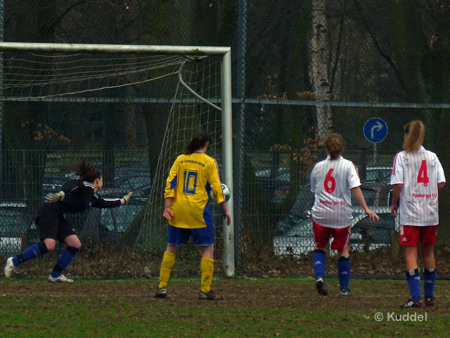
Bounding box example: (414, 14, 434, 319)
(99, 175, 151, 205)
(350, 206, 399, 244)
(275, 185, 314, 235)
(0, 202, 33, 257)
(358, 164, 393, 208)
(42, 174, 67, 198)
(274, 207, 397, 256)
(97, 174, 151, 236)
(100, 201, 143, 241)
(255, 163, 393, 206)
(254, 167, 291, 205)
(365, 164, 392, 181)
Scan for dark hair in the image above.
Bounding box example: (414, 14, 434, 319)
(403, 120, 425, 152)
(68, 158, 102, 183)
(324, 133, 345, 159)
(185, 132, 210, 155)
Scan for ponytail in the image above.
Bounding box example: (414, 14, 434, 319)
(403, 120, 425, 152)
(68, 158, 102, 183)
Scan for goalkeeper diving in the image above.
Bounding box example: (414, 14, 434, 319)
(4, 158, 133, 282)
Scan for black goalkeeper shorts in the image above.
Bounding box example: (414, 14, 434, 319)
(36, 215, 76, 243)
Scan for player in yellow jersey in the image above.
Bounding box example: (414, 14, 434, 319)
(154, 132, 231, 300)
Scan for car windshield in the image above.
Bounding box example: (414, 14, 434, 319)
(366, 168, 392, 181)
(255, 167, 289, 178)
(281, 218, 313, 237)
(101, 204, 144, 232)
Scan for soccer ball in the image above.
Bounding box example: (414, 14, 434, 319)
(209, 183, 231, 203)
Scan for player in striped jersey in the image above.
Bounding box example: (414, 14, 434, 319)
(390, 121, 445, 308)
(311, 134, 379, 296)
(4, 159, 133, 282)
(154, 132, 231, 300)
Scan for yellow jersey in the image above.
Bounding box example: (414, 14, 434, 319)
(164, 152, 224, 229)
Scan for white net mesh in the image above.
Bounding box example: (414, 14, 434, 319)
(137, 57, 224, 256)
(2, 52, 187, 100)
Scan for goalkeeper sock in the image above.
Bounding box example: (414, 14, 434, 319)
(13, 242, 49, 267)
(201, 258, 214, 293)
(313, 249, 326, 280)
(405, 269, 421, 301)
(423, 268, 437, 298)
(338, 256, 350, 288)
(50, 246, 79, 278)
(159, 252, 176, 289)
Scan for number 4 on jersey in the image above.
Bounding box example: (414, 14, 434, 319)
(417, 160, 429, 187)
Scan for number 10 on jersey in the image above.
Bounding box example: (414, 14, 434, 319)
(183, 170, 198, 195)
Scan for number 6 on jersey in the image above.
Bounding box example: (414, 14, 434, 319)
(324, 169, 336, 193)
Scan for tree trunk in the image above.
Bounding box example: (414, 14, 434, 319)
(310, 0, 332, 140)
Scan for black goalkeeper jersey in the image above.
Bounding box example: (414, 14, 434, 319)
(37, 179, 122, 218)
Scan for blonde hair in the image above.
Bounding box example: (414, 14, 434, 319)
(324, 133, 345, 159)
(403, 120, 425, 152)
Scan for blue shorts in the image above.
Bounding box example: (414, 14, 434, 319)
(167, 223, 215, 246)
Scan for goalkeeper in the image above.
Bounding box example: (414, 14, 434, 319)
(4, 158, 133, 282)
(154, 132, 231, 300)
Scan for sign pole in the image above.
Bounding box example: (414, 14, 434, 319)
(374, 143, 377, 164)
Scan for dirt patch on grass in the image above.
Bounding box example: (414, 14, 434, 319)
(2, 279, 449, 314)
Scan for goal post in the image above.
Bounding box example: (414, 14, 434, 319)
(0, 42, 234, 278)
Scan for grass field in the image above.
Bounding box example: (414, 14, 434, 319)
(1, 277, 449, 337)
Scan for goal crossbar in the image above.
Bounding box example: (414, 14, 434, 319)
(0, 42, 230, 56)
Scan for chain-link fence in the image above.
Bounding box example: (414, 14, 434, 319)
(1, 0, 450, 278)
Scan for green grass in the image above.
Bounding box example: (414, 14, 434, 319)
(0, 278, 448, 337)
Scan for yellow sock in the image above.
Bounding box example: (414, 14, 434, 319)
(201, 258, 214, 293)
(159, 251, 176, 289)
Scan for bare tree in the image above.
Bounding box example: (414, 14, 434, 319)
(310, 0, 332, 139)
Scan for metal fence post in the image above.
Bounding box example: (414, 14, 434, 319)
(234, 0, 247, 271)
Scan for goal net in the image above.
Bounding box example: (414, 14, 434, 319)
(0, 43, 233, 278)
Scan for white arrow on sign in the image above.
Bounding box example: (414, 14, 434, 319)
(371, 121, 383, 139)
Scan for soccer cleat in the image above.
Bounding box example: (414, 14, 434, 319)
(48, 274, 73, 283)
(425, 297, 435, 306)
(199, 290, 223, 300)
(340, 287, 352, 296)
(400, 298, 422, 308)
(154, 287, 168, 298)
(315, 277, 328, 296)
(4, 257, 16, 278)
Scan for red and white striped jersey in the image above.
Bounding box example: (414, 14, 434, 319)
(310, 156, 361, 228)
(391, 146, 445, 226)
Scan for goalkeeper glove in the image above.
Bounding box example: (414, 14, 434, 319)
(45, 191, 65, 203)
(120, 192, 133, 206)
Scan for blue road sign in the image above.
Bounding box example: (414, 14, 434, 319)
(363, 118, 388, 143)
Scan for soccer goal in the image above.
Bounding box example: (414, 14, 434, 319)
(0, 43, 234, 277)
